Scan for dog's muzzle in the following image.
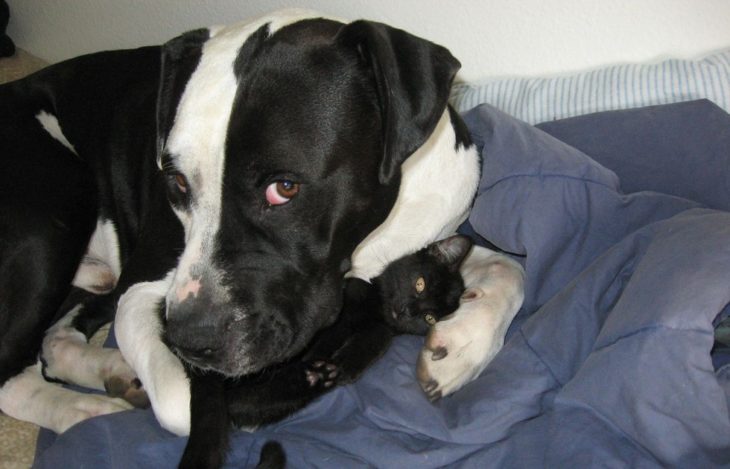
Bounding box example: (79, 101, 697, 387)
(163, 272, 338, 376)
(164, 284, 240, 371)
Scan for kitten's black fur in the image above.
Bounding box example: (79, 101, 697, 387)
(179, 234, 473, 469)
(375, 234, 471, 335)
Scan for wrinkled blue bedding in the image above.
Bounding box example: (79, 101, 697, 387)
(34, 100, 730, 467)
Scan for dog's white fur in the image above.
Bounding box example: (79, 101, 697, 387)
(36, 110, 78, 156)
(0, 362, 133, 434)
(71, 219, 122, 294)
(347, 110, 480, 280)
(41, 303, 136, 392)
(115, 274, 192, 436)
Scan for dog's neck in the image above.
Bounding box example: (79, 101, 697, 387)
(347, 109, 480, 281)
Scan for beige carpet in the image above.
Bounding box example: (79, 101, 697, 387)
(0, 416, 37, 469)
(0, 48, 47, 84)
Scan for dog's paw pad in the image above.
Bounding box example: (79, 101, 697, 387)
(305, 361, 339, 388)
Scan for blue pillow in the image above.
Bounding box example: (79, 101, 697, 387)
(536, 99, 730, 212)
(462, 104, 703, 318)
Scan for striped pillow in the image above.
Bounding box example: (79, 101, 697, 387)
(450, 48, 730, 123)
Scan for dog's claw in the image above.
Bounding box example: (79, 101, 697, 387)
(431, 346, 448, 361)
(305, 360, 340, 389)
(419, 377, 443, 401)
(423, 379, 438, 393)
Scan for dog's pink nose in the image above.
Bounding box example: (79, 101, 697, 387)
(176, 278, 202, 303)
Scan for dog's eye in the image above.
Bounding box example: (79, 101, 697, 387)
(266, 180, 300, 206)
(166, 172, 188, 194)
(174, 174, 188, 193)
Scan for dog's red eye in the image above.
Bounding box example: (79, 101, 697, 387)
(266, 180, 300, 206)
(174, 174, 188, 193)
(166, 172, 188, 195)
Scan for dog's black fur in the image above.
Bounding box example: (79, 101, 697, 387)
(0, 46, 180, 387)
(0, 0, 14, 57)
(0, 14, 462, 469)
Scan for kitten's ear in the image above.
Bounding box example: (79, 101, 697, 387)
(428, 235, 473, 271)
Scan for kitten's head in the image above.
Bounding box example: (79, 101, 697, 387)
(374, 234, 473, 335)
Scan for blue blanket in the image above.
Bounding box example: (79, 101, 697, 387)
(34, 100, 730, 467)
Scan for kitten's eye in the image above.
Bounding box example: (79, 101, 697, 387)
(424, 313, 437, 326)
(415, 276, 426, 293)
(266, 180, 300, 206)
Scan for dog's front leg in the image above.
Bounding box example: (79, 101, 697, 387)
(115, 275, 192, 435)
(0, 362, 133, 433)
(417, 246, 525, 400)
(179, 368, 229, 469)
(40, 289, 148, 408)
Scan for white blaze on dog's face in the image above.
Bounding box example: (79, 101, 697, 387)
(155, 10, 462, 376)
(161, 10, 324, 309)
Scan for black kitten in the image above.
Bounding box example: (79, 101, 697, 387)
(375, 234, 471, 335)
(179, 235, 473, 469)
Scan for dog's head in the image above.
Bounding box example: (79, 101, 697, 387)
(157, 12, 460, 376)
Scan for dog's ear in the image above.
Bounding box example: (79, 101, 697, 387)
(156, 28, 209, 161)
(337, 21, 461, 185)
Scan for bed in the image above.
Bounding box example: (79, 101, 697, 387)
(26, 46, 730, 467)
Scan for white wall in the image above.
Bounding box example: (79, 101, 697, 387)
(6, 0, 730, 82)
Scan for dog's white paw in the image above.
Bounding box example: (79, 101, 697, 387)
(416, 307, 504, 401)
(1, 362, 134, 434)
(42, 314, 150, 408)
(54, 394, 134, 433)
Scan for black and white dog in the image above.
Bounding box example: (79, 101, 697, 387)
(0, 8, 523, 464)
